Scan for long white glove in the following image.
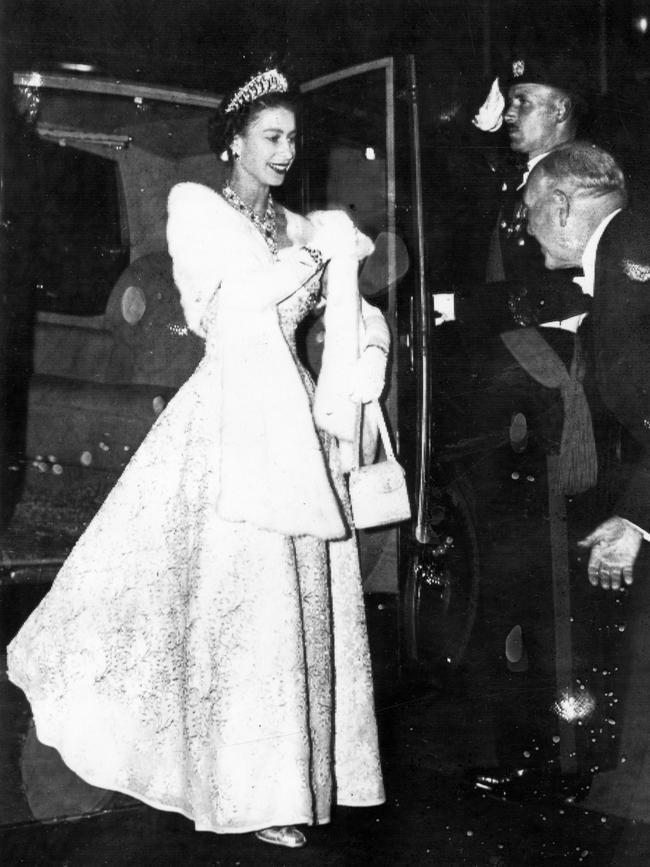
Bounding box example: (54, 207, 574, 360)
(349, 345, 387, 403)
(308, 210, 374, 261)
(472, 77, 505, 132)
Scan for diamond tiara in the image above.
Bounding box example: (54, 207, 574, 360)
(224, 68, 289, 115)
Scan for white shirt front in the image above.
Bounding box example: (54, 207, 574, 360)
(540, 208, 622, 333)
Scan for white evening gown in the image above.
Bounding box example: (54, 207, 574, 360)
(7, 201, 385, 834)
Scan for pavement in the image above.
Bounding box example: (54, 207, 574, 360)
(2, 594, 650, 866)
(3, 445, 650, 865)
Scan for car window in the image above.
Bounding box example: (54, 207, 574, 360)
(29, 139, 128, 316)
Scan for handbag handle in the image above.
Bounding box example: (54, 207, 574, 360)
(352, 399, 397, 470)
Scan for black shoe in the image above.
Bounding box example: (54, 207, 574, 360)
(463, 764, 529, 791)
(463, 764, 593, 806)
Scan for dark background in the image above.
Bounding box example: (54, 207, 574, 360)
(4, 0, 650, 203)
(2, 0, 650, 102)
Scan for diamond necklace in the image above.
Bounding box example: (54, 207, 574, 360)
(222, 184, 278, 258)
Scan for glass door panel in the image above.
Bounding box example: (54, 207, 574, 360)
(298, 59, 406, 593)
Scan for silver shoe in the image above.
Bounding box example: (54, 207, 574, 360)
(255, 825, 307, 848)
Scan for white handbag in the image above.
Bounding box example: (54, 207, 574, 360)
(348, 400, 411, 530)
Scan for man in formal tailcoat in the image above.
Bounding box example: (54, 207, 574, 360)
(518, 142, 650, 814)
(523, 143, 647, 573)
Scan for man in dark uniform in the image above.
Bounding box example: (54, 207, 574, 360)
(479, 53, 588, 323)
(433, 50, 596, 450)
(435, 51, 592, 330)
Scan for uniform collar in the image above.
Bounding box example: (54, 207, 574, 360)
(518, 152, 551, 189)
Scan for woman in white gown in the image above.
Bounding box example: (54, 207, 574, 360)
(7, 67, 388, 849)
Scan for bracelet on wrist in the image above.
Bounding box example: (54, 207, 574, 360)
(302, 246, 325, 270)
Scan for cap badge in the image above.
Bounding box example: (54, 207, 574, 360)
(512, 59, 525, 78)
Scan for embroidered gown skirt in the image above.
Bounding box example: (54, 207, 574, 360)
(7, 282, 384, 834)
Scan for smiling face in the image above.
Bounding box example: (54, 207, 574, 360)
(231, 106, 296, 189)
(504, 83, 569, 159)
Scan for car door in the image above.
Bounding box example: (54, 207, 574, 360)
(297, 57, 417, 596)
(297, 57, 480, 677)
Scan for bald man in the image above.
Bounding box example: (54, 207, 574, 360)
(524, 142, 646, 584)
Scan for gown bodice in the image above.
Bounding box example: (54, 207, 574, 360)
(278, 278, 323, 402)
(275, 204, 322, 351)
(277, 278, 322, 353)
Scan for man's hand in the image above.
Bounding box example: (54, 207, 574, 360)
(578, 516, 643, 591)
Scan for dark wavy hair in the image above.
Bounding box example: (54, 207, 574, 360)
(208, 88, 300, 162)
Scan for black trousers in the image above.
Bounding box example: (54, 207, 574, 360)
(433, 322, 622, 771)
